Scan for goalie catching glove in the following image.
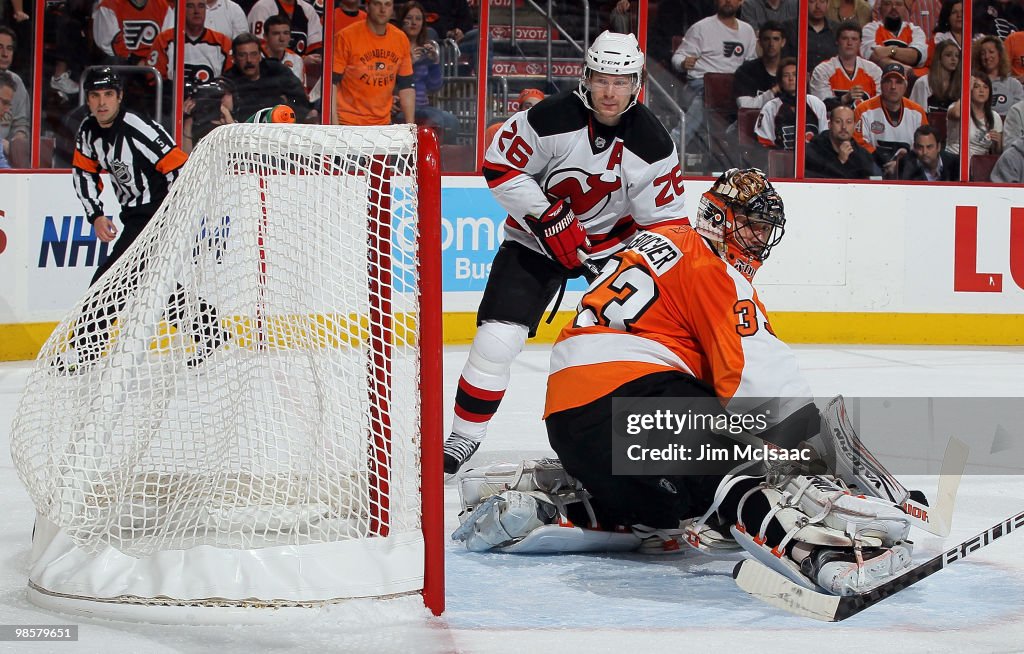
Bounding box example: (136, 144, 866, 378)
(526, 199, 591, 270)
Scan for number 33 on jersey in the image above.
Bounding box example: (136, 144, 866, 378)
(544, 224, 812, 419)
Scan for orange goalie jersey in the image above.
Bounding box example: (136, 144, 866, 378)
(544, 224, 812, 421)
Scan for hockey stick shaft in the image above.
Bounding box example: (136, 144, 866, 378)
(832, 507, 1024, 620)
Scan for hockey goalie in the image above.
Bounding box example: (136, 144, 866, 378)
(453, 168, 920, 598)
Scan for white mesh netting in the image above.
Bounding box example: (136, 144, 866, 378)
(11, 124, 424, 558)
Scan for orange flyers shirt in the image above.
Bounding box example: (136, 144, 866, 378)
(544, 225, 811, 420)
(332, 21, 412, 126)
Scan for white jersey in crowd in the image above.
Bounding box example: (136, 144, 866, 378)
(482, 91, 689, 259)
(754, 94, 828, 149)
(148, 27, 233, 83)
(991, 76, 1024, 117)
(860, 20, 928, 65)
(204, 0, 248, 38)
(248, 0, 322, 53)
(276, 49, 305, 86)
(809, 56, 882, 102)
(671, 15, 757, 80)
(853, 96, 929, 160)
(946, 110, 1003, 156)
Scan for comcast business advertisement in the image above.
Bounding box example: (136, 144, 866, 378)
(439, 181, 591, 294)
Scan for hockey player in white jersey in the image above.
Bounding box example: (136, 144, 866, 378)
(443, 30, 690, 474)
(453, 170, 921, 598)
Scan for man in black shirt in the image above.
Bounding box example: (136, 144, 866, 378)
(805, 105, 875, 178)
(733, 20, 786, 113)
(223, 32, 315, 122)
(899, 125, 959, 181)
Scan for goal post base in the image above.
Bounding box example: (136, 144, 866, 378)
(26, 516, 426, 624)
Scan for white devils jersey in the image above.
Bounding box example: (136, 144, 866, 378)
(482, 91, 689, 258)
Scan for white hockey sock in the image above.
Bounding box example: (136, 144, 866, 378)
(451, 321, 529, 441)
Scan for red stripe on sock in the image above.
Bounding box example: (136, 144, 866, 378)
(458, 378, 506, 402)
(454, 405, 492, 423)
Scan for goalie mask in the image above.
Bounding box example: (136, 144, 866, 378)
(574, 30, 645, 116)
(696, 168, 785, 280)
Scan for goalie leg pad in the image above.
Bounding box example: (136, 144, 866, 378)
(457, 458, 582, 513)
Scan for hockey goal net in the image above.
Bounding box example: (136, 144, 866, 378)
(10, 124, 444, 620)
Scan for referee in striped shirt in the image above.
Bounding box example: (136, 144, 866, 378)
(66, 67, 227, 370)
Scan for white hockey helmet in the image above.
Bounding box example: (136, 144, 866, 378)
(575, 30, 645, 115)
(695, 168, 785, 279)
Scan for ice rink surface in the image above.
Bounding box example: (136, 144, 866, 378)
(2, 344, 1024, 654)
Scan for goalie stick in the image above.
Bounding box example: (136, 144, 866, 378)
(733, 507, 1024, 621)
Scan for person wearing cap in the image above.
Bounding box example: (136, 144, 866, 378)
(443, 31, 689, 475)
(483, 88, 545, 150)
(861, 0, 927, 72)
(853, 61, 929, 177)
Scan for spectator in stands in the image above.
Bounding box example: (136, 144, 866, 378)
(933, 0, 963, 51)
(671, 0, 757, 157)
(182, 78, 234, 151)
(853, 62, 929, 176)
(909, 39, 960, 110)
(406, 0, 481, 68)
(224, 32, 315, 121)
(0, 71, 16, 168)
(975, 35, 1024, 116)
(946, 74, 1003, 157)
(754, 58, 829, 148)
(906, 0, 944, 32)
(607, 0, 633, 34)
(740, 0, 798, 33)
(248, 0, 323, 70)
(1002, 97, 1024, 148)
(827, 0, 872, 27)
(44, 0, 90, 97)
(810, 20, 881, 108)
(783, 0, 838, 71)
(484, 87, 543, 149)
(333, 0, 414, 126)
(93, 0, 174, 63)
(899, 124, 959, 179)
(3, 0, 29, 23)
(734, 20, 786, 111)
(862, 0, 927, 73)
(148, 0, 233, 87)
(263, 14, 305, 85)
(805, 104, 876, 177)
(399, 1, 458, 142)
(0, 26, 27, 167)
(990, 132, 1024, 182)
(972, 0, 1023, 41)
(205, 0, 249, 38)
(1006, 30, 1024, 82)
(647, 0, 714, 68)
(334, 0, 366, 37)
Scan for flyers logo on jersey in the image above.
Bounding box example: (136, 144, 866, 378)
(722, 41, 745, 58)
(122, 20, 161, 51)
(545, 169, 622, 219)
